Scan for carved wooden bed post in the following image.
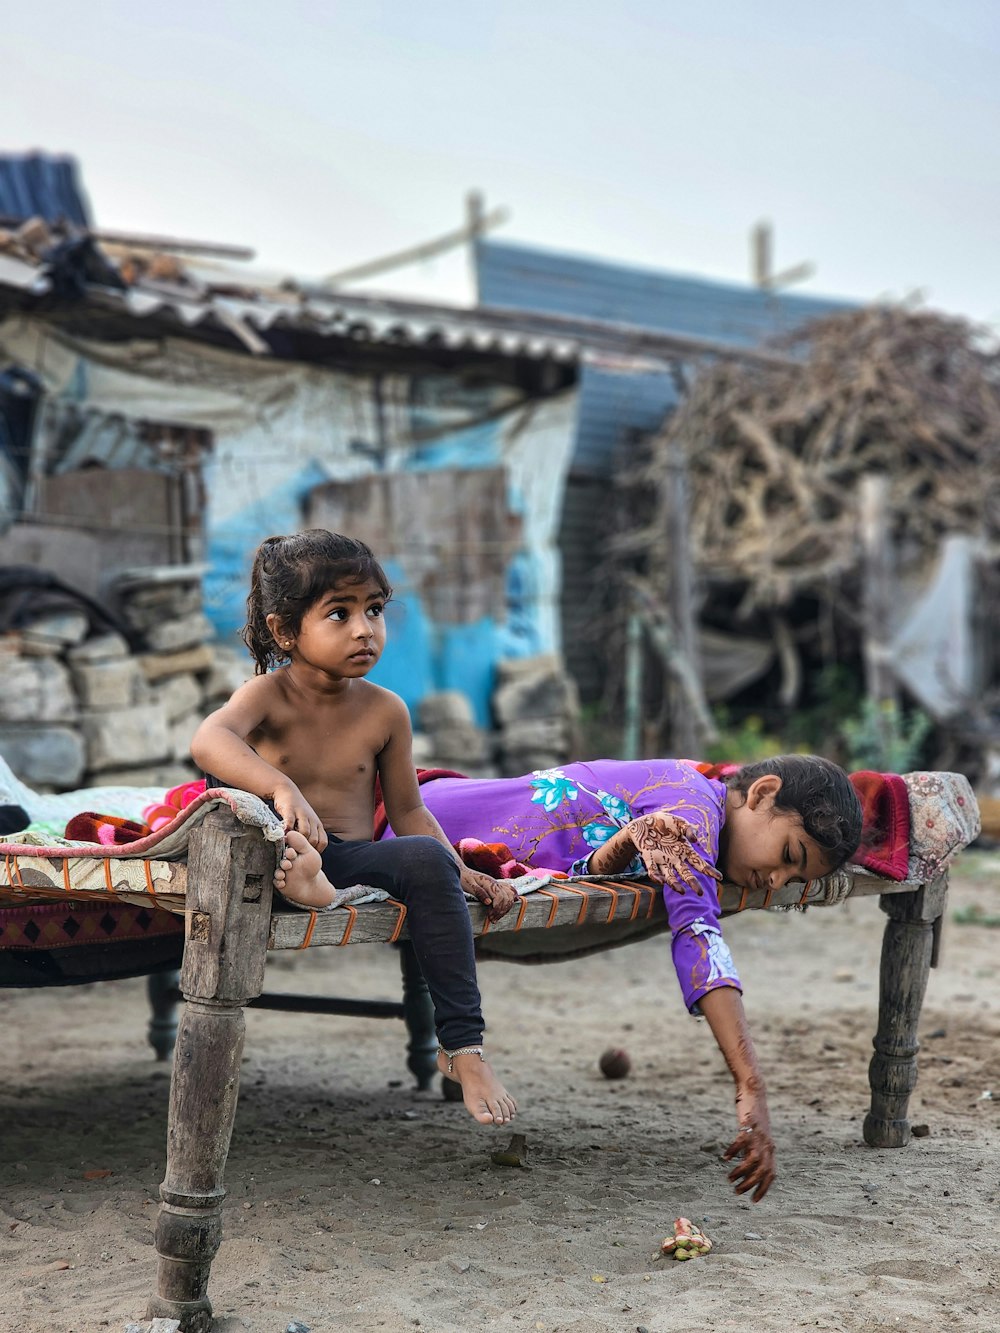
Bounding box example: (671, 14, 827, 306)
(146, 807, 275, 1332)
(863, 874, 948, 1148)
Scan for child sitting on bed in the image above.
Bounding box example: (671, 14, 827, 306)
(191, 529, 534, 1129)
(391, 754, 863, 1202)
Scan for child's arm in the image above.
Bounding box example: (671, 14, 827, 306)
(377, 695, 518, 922)
(191, 679, 327, 850)
(698, 986, 776, 1202)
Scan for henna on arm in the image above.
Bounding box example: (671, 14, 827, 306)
(698, 986, 776, 1202)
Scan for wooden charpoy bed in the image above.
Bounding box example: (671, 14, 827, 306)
(0, 771, 980, 1332)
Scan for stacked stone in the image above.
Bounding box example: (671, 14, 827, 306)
(492, 654, 581, 777)
(0, 572, 249, 793)
(417, 690, 494, 777)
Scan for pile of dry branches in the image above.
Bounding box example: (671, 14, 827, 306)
(641, 306, 1000, 610)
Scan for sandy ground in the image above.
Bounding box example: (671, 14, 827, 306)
(2, 852, 998, 1333)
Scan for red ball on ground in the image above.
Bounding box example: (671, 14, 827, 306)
(598, 1047, 631, 1079)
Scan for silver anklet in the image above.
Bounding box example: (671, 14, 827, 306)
(439, 1044, 485, 1075)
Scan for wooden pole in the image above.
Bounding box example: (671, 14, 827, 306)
(751, 221, 772, 288)
(321, 202, 508, 287)
(663, 440, 703, 756)
(859, 472, 897, 766)
(467, 190, 486, 305)
(622, 610, 643, 760)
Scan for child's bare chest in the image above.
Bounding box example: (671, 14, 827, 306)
(250, 698, 385, 796)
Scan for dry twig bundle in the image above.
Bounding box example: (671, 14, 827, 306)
(646, 306, 1000, 612)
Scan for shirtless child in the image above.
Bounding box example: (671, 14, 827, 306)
(191, 529, 518, 1127)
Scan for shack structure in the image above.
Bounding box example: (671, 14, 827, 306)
(1, 156, 825, 750)
(0, 159, 582, 728)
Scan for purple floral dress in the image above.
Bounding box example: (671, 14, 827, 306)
(387, 758, 741, 1015)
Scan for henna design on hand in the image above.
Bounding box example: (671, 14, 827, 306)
(626, 813, 722, 894)
(462, 869, 517, 923)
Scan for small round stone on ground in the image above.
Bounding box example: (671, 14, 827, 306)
(598, 1047, 631, 1079)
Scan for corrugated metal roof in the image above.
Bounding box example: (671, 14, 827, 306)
(0, 153, 91, 228)
(477, 239, 853, 345)
(477, 239, 856, 474)
(91, 283, 583, 363)
(0, 249, 581, 366)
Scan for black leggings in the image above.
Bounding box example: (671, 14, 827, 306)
(204, 777, 484, 1051)
(316, 833, 484, 1052)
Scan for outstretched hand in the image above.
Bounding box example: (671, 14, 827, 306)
(460, 867, 519, 923)
(625, 812, 722, 894)
(723, 1082, 776, 1202)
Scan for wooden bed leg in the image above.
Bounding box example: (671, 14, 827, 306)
(399, 940, 438, 1090)
(147, 969, 180, 1061)
(146, 808, 274, 1333)
(863, 874, 948, 1148)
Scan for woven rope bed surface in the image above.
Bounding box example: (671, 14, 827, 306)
(0, 772, 979, 960)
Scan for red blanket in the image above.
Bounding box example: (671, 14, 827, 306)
(848, 770, 911, 880)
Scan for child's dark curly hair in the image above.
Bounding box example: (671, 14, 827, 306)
(241, 529, 392, 674)
(726, 754, 863, 870)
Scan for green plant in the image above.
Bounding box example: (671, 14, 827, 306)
(704, 709, 791, 765)
(840, 698, 932, 774)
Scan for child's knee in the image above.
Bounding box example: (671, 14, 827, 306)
(400, 836, 460, 886)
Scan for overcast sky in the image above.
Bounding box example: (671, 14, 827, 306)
(5, 2, 999, 324)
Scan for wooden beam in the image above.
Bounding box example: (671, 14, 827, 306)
(322, 204, 509, 286)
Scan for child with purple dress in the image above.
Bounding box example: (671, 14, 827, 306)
(387, 754, 862, 1202)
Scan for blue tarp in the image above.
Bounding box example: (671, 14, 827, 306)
(0, 153, 91, 228)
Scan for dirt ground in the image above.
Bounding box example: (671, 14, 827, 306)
(2, 852, 998, 1333)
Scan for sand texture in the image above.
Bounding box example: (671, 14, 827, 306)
(2, 853, 998, 1333)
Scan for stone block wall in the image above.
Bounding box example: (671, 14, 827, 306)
(0, 573, 249, 793)
(0, 571, 582, 794)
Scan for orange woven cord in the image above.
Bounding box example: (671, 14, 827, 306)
(61, 859, 71, 895)
(480, 910, 492, 936)
(590, 880, 619, 923)
(297, 910, 318, 949)
(646, 883, 658, 918)
(5, 854, 27, 892)
(513, 895, 529, 930)
(559, 883, 590, 925)
(103, 859, 118, 896)
(798, 879, 813, 906)
(142, 860, 163, 909)
(761, 885, 775, 909)
(622, 881, 643, 921)
(388, 901, 407, 944)
(737, 886, 749, 912)
(336, 903, 358, 945)
(535, 886, 561, 926)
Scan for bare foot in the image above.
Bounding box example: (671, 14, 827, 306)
(274, 830, 336, 908)
(437, 1048, 517, 1126)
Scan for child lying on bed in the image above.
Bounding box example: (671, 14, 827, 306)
(383, 754, 863, 1203)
